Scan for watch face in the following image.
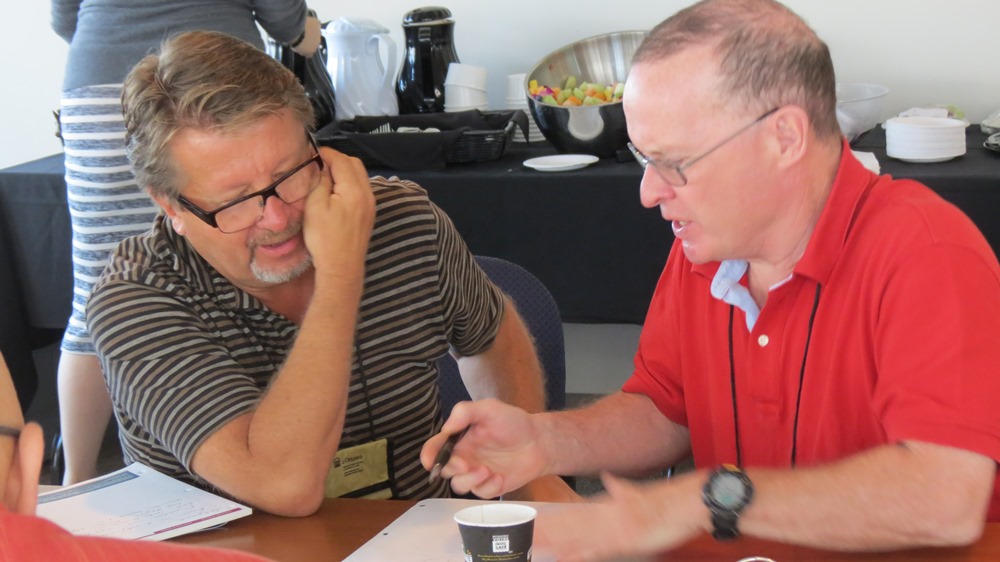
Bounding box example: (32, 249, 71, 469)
(710, 472, 749, 510)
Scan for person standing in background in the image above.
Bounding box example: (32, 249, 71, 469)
(50, 0, 322, 485)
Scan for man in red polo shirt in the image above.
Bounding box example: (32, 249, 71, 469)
(421, 0, 1000, 559)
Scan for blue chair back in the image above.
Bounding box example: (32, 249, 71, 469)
(437, 256, 566, 418)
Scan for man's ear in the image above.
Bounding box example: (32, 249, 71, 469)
(150, 192, 187, 236)
(4, 422, 44, 516)
(769, 105, 809, 168)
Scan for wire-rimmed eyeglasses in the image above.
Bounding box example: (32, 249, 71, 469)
(627, 107, 779, 186)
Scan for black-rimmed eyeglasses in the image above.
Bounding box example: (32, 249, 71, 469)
(177, 138, 325, 234)
(627, 107, 779, 187)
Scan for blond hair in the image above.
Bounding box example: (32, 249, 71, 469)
(122, 30, 315, 199)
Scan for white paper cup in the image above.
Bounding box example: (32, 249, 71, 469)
(506, 73, 527, 100)
(455, 503, 536, 562)
(445, 63, 488, 90)
(445, 83, 488, 107)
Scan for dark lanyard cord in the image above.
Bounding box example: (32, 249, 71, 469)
(351, 342, 378, 443)
(790, 283, 822, 466)
(728, 282, 822, 468)
(727, 305, 742, 466)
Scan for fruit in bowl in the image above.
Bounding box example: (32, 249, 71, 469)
(529, 77, 625, 107)
(835, 82, 889, 143)
(526, 30, 647, 157)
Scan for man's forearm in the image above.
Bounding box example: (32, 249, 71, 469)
(549, 440, 995, 557)
(456, 299, 546, 412)
(250, 284, 357, 462)
(738, 441, 994, 550)
(537, 391, 689, 478)
(192, 274, 362, 514)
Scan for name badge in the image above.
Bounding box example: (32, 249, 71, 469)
(325, 438, 397, 499)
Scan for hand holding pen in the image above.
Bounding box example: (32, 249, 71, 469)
(421, 399, 546, 498)
(429, 426, 469, 483)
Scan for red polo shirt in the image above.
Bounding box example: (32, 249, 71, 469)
(0, 505, 271, 561)
(623, 145, 1000, 520)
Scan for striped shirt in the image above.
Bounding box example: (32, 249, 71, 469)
(87, 177, 504, 499)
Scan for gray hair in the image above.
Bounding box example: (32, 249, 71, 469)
(634, 0, 839, 139)
(121, 30, 315, 199)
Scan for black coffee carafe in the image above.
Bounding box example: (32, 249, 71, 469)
(395, 6, 460, 114)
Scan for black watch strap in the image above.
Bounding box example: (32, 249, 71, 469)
(710, 512, 740, 541)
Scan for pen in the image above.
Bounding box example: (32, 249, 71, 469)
(428, 427, 469, 483)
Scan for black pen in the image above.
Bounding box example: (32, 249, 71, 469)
(428, 427, 469, 483)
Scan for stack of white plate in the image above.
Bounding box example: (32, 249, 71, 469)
(505, 73, 546, 143)
(506, 97, 546, 143)
(885, 117, 966, 163)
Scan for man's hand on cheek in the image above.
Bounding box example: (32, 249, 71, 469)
(304, 148, 375, 275)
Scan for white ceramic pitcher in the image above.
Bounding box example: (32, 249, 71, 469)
(323, 18, 398, 120)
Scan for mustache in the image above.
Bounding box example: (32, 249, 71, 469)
(248, 219, 303, 250)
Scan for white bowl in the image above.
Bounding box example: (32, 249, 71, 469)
(836, 82, 889, 143)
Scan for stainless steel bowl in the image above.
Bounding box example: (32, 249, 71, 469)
(526, 31, 647, 157)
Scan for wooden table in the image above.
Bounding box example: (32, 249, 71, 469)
(174, 498, 1000, 561)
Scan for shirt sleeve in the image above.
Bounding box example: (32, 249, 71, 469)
(621, 241, 689, 426)
(429, 203, 505, 357)
(1, 509, 273, 562)
(50, 0, 80, 42)
(88, 279, 263, 472)
(251, 0, 308, 44)
(873, 241, 1000, 463)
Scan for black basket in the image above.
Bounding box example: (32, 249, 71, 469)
(444, 119, 517, 163)
(316, 110, 526, 170)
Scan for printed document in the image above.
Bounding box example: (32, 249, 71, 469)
(37, 462, 251, 541)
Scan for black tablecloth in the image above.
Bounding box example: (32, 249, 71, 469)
(1, 127, 998, 357)
(0, 156, 69, 408)
(852, 128, 1000, 254)
(371, 145, 668, 324)
(372, 127, 1000, 324)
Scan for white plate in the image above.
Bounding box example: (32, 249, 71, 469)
(523, 154, 599, 172)
(888, 154, 960, 163)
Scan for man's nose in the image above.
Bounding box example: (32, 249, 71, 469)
(255, 192, 295, 230)
(638, 168, 678, 209)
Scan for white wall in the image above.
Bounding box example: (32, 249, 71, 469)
(3, 1, 998, 169)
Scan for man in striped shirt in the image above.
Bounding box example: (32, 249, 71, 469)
(85, 30, 575, 516)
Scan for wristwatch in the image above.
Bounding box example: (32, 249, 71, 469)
(702, 464, 754, 541)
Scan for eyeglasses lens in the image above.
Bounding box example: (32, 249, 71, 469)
(215, 159, 321, 233)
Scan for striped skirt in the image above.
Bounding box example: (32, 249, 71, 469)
(59, 84, 159, 354)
